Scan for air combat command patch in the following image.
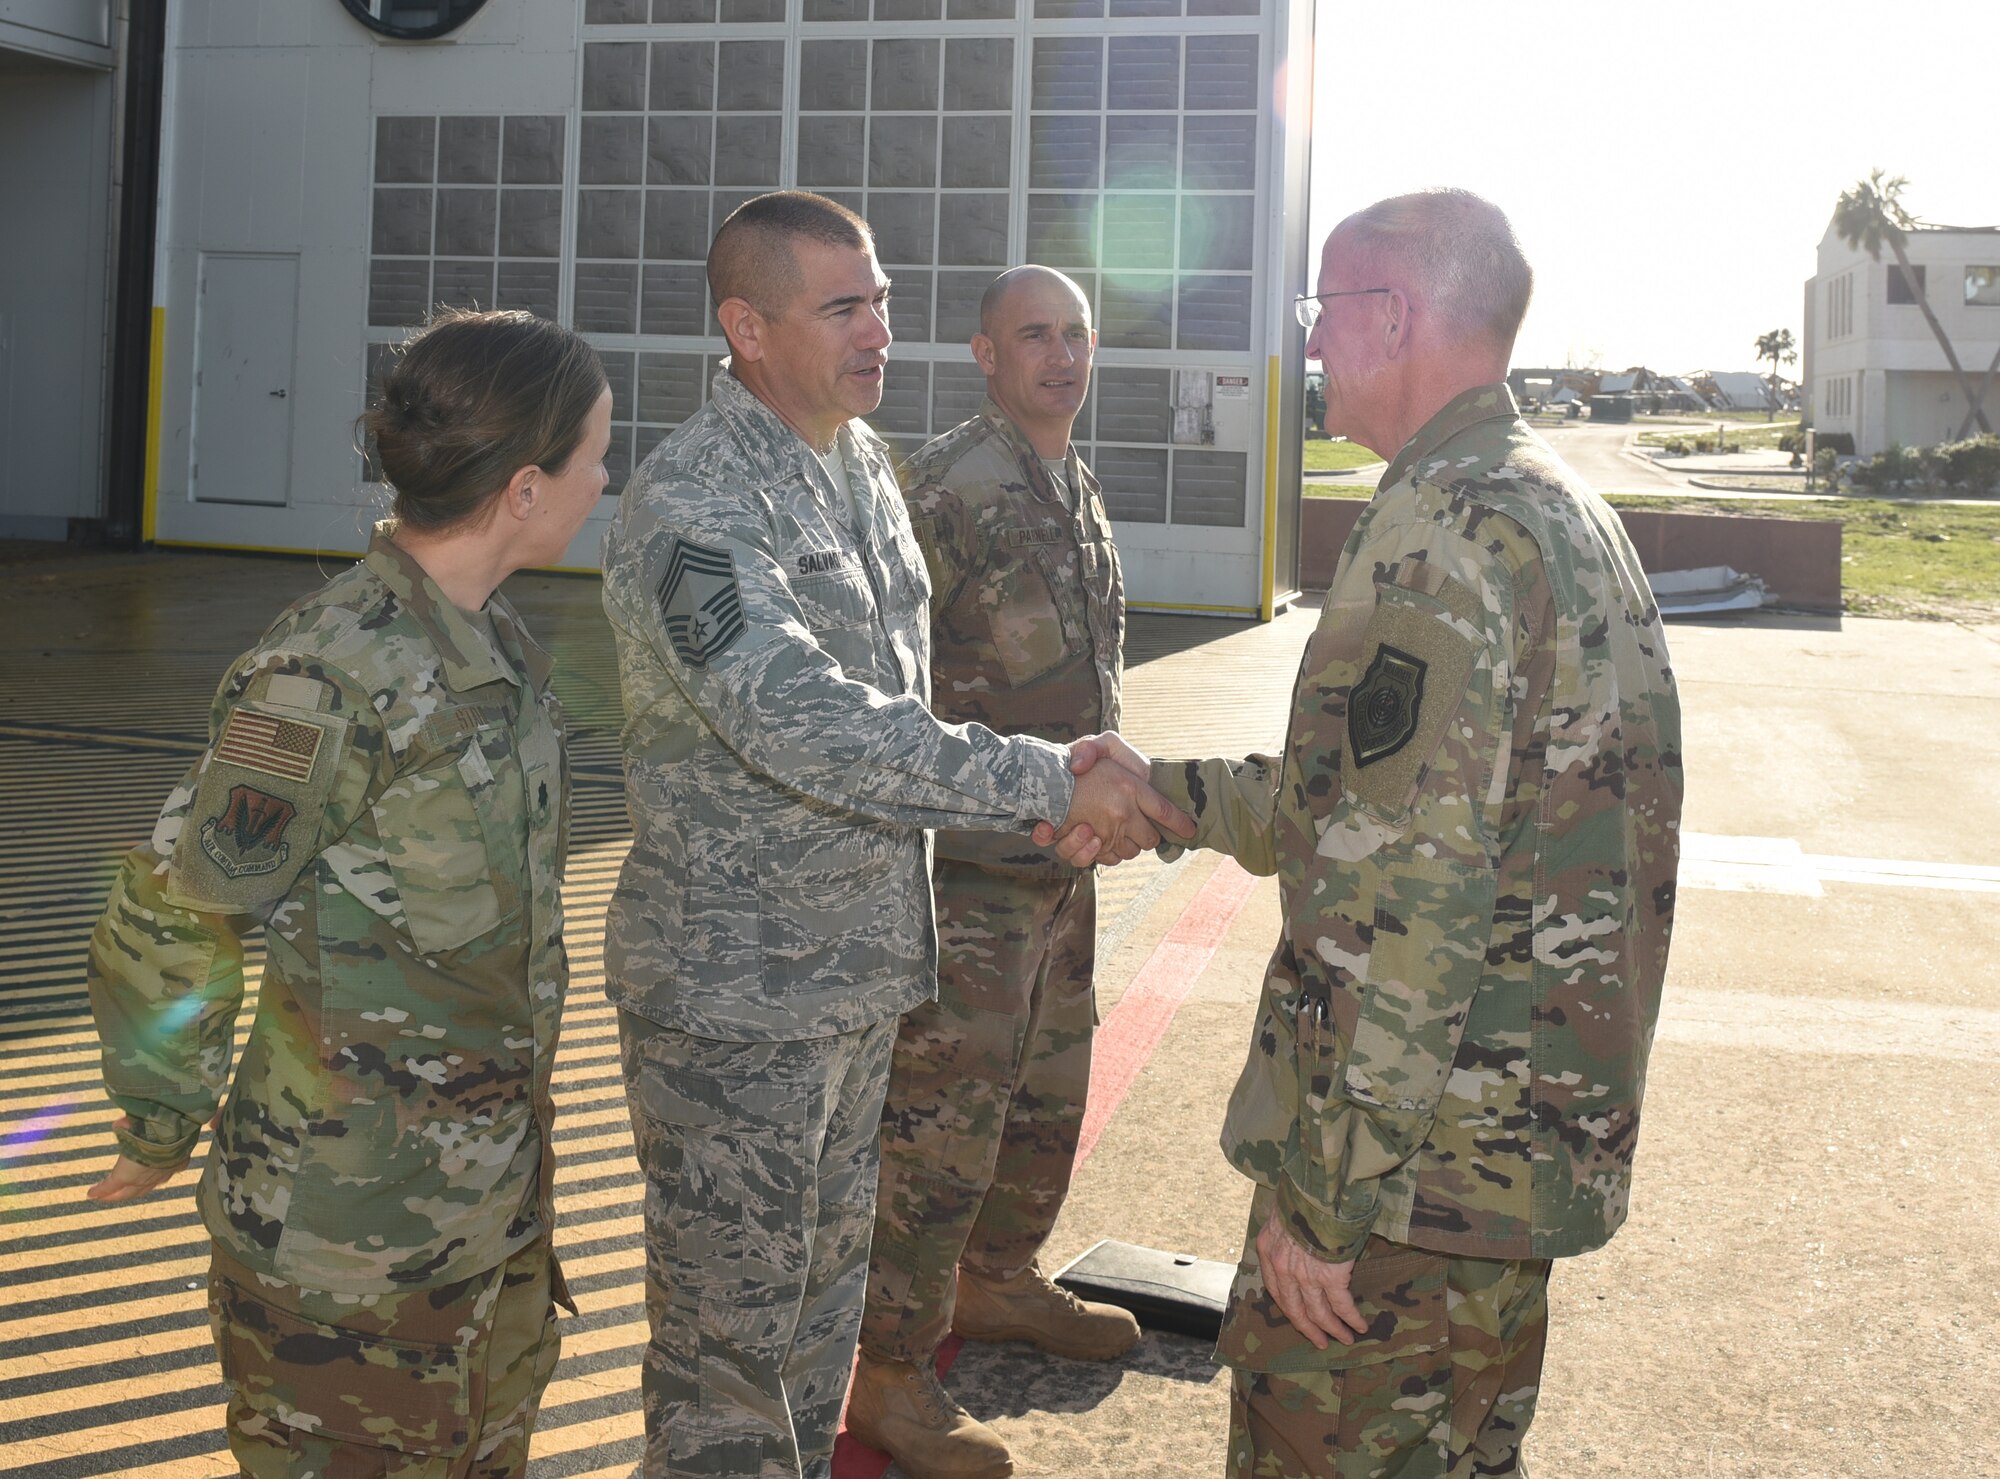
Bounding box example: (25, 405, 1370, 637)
(1348, 644, 1428, 767)
(658, 535, 747, 670)
(200, 784, 297, 878)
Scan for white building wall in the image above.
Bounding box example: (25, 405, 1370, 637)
(149, 0, 1311, 616)
(1807, 222, 2000, 455)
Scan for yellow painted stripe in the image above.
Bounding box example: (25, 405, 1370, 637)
(0, 1222, 209, 1281)
(1262, 354, 1281, 622)
(529, 1406, 646, 1458)
(142, 305, 165, 543)
(0, 722, 208, 752)
(0, 1363, 214, 1427)
(1127, 600, 1260, 616)
(1, 1325, 211, 1380)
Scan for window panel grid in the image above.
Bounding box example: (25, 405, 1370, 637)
(368, 114, 567, 331)
(568, 11, 1266, 528)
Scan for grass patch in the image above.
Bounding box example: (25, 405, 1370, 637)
(1298, 488, 2000, 621)
(1302, 439, 1383, 472)
(1638, 422, 1797, 453)
(1641, 409, 1788, 425)
(1603, 494, 2000, 621)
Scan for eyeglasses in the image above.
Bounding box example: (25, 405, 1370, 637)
(1293, 288, 1390, 330)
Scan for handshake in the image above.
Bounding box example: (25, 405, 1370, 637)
(1032, 733, 1195, 867)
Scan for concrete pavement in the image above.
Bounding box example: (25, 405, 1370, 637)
(2, 546, 1996, 1477)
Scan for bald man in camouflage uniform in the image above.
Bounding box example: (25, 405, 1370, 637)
(1064, 192, 1683, 1476)
(850, 267, 1135, 1479)
(600, 198, 1185, 1479)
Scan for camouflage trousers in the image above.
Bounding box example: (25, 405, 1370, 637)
(1220, 1189, 1551, 1479)
(618, 1010, 898, 1479)
(862, 864, 1095, 1362)
(208, 1237, 562, 1479)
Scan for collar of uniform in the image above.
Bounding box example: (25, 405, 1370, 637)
(979, 396, 1073, 507)
(363, 528, 521, 695)
(1378, 382, 1523, 491)
(710, 363, 834, 472)
(487, 594, 554, 694)
(711, 363, 881, 520)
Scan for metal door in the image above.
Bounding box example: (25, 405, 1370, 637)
(192, 253, 297, 506)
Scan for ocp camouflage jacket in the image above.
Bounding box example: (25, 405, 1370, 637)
(903, 400, 1124, 877)
(1152, 384, 1684, 1263)
(599, 370, 1077, 1041)
(88, 532, 570, 1294)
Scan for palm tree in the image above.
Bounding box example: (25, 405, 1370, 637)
(1753, 328, 1795, 421)
(1831, 170, 1992, 437)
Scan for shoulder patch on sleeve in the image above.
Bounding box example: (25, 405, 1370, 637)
(168, 704, 350, 913)
(212, 707, 328, 784)
(1343, 595, 1479, 820)
(1349, 645, 1427, 767)
(198, 784, 302, 880)
(656, 534, 746, 670)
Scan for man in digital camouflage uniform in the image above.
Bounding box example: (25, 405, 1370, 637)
(848, 267, 1136, 1479)
(598, 195, 1190, 1479)
(1059, 190, 1683, 1476)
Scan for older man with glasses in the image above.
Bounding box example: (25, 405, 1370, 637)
(1052, 188, 1684, 1477)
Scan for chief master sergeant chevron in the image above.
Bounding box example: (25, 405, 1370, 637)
(1055, 188, 1684, 1477)
(597, 191, 1192, 1479)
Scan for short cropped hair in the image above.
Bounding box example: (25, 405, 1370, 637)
(1339, 189, 1533, 350)
(363, 309, 606, 534)
(707, 191, 873, 315)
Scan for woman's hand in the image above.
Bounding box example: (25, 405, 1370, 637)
(86, 1115, 193, 1204)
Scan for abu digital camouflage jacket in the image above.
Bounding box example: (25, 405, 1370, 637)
(88, 532, 571, 1294)
(903, 400, 1124, 876)
(599, 369, 1077, 1042)
(1152, 384, 1684, 1263)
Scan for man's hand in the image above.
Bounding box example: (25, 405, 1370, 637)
(1256, 1216, 1367, 1349)
(1034, 733, 1179, 865)
(86, 1114, 194, 1204)
(1039, 734, 1193, 866)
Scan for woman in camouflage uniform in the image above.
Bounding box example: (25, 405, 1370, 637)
(85, 310, 611, 1478)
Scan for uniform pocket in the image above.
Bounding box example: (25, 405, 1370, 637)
(756, 826, 906, 995)
(793, 565, 878, 632)
(1339, 854, 1496, 1121)
(630, 1045, 811, 1304)
(208, 1265, 474, 1456)
(376, 710, 521, 956)
(979, 548, 1070, 688)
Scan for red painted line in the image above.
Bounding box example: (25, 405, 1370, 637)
(833, 858, 1264, 1479)
(1073, 857, 1260, 1170)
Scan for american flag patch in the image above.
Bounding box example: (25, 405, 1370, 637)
(214, 710, 326, 784)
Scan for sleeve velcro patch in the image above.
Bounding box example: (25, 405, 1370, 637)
(656, 535, 747, 670)
(1343, 595, 1478, 822)
(169, 702, 348, 914)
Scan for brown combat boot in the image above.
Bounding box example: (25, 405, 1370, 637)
(845, 1353, 1014, 1479)
(952, 1262, 1141, 1361)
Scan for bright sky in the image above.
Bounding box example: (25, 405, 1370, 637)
(1307, 1, 1997, 376)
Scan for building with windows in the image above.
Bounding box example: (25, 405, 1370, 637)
(1803, 220, 2000, 455)
(1, 0, 1318, 619)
